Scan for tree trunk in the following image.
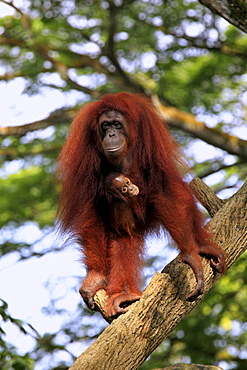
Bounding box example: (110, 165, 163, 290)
(69, 179, 247, 370)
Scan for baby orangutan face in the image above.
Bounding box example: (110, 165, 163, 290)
(113, 174, 139, 197)
(105, 173, 139, 198)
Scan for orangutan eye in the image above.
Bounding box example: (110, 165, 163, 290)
(101, 122, 110, 131)
(113, 121, 122, 129)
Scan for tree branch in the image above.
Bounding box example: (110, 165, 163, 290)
(0, 36, 25, 47)
(104, 1, 144, 93)
(2, 97, 247, 168)
(199, 0, 247, 34)
(154, 25, 247, 59)
(190, 177, 226, 217)
(152, 95, 247, 160)
(0, 109, 77, 137)
(0, 145, 61, 159)
(69, 179, 247, 370)
(0, 0, 23, 15)
(194, 158, 246, 179)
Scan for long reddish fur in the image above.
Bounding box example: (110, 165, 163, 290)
(57, 93, 222, 299)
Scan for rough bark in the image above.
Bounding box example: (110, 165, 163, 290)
(190, 177, 226, 217)
(155, 365, 223, 370)
(199, 0, 247, 34)
(68, 179, 247, 370)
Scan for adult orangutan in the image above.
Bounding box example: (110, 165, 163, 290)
(57, 93, 226, 319)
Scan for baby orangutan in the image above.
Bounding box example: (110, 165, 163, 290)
(105, 173, 139, 198)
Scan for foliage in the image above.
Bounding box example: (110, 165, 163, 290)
(0, 299, 35, 370)
(0, 0, 247, 369)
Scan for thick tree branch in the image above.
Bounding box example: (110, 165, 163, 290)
(152, 96, 247, 160)
(199, 0, 247, 34)
(190, 177, 226, 217)
(0, 109, 77, 137)
(69, 179, 247, 370)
